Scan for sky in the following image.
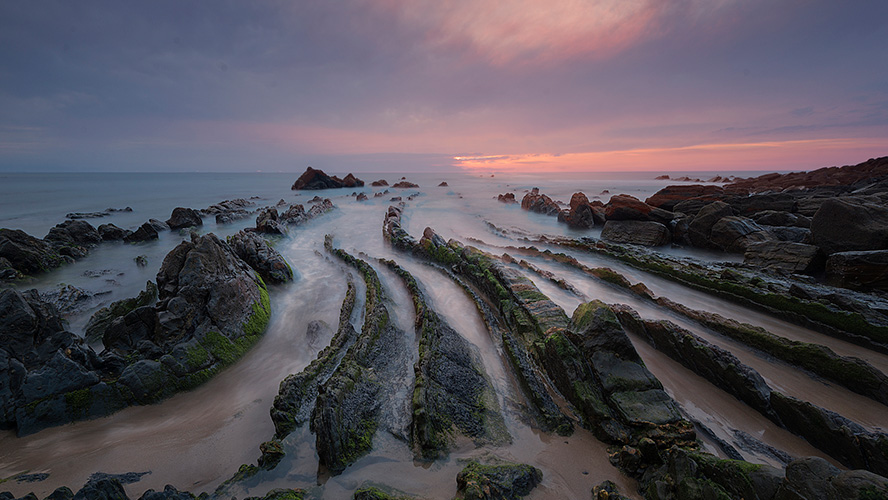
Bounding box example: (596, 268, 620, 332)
(1, 1, 887, 173)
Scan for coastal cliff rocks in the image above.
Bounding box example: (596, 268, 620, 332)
(0, 232, 276, 435)
(604, 195, 674, 225)
(645, 184, 725, 212)
(165, 207, 202, 230)
(290, 167, 364, 190)
(811, 198, 888, 255)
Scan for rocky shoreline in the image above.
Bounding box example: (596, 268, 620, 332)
(5, 161, 888, 499)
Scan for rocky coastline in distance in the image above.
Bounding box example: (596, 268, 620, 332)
(3, 160, 888, 499)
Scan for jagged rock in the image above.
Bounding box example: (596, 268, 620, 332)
(84, 282, 158, 342)
(0, 229, 65, 276)
(438, 181, 448, 187)
(44, 220, 102, 258)
(71, 477, 128, 500)
(520, 188, 560, 216)
(744, 241, 822, 273)
(202, 198, 255, 215)
(811, 198, 888, 254)
(645, 185, 725, 212)
(356, 193, 368, 202)
(726, 156, 888, 193)
(456, 461, 542, 500)
(687, 201, 733, 248)
(40, 284, 100, 316)
(123, 223, 159, 243)
(291, 167, 363, 190)
(600, 220, 671, 246)
(826, 250, 888, 290)
(215, 210, 251, 224)
(97, 223, 131, 241)
(604, 194, 674, 224)
(709, 216, 773, 252)
(497, 193, 517, 204)
(228, 230, 294, 284)
(165, 208, 203, 230)
(556, 192, 598, 228)
(392, 181, 419, 188)
(256, 208, 287, 235)
(138, 485, 196, 500)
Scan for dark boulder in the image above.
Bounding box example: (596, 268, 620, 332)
(165, 208, 203, 230)
(763, 225, 812, 244)
(811, 198, 888, 255)
(497, 193, 517, 204)
(84, 281, 158, 342)
(604, 194, 673, 224)
(44, 220, 102, 254)
(826, 250, 888, 290)
(355, 193, 368, 202)
(645, 185, 725, 212)
(146, 219, 169, 232)
(71, 477, 129, 500)
(687, 201, 733, 248)
(0, 229, 65, 274)
(0, 288, 68, 362)
(228, 230, 294, 284)
(371, 179, 388, 187)
(709, 216, 772, 252)
(600, 220, 670, 246)
(556, 192, 598, 228)
(97, 223, 132, 241)
(744, 241, 822, 273)
(123, 223, 159, 243)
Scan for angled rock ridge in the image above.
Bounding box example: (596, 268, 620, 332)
(290, 166, 364, 190)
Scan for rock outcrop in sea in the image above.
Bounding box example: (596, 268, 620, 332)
(290, 167, 364, 190)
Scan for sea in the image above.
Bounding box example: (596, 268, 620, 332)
(1, 170, 881, 499)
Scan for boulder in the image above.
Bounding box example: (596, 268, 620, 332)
(744, 241, 822, 273)
(645, 185, 725, 211)
(165, 208, 203, 230)
(497, 193, 517, 204)
(456, 461, 542, 500)
(600, 220, 671, 246)
(123, 223, 159, 243)
(44, 220, 102, 258)
(228, 230, 294, 284)
(604, 194, 673, 224)
(0, 288, 68, 362)
(811, 198, 888, 255)
(355, 193, 368, 202)
(521, 189, 560, 216)
(763, 226, 812, 244)
(709, 216, 773, 252)
(0, 228, 65, 276)
(438, 181, 448, 187)
(557, 192, 598, 228)
(71, 477, 129, 500)
(371, 179, 388, 187)
(97, 223, 131, 241)
(687, 201, 733, 248)
(826, 250, 888, 290)
(202, 198, 255, 215)
(84, 282, 158, 342)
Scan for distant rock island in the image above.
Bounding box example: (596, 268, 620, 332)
(290, 167, 364, 190)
